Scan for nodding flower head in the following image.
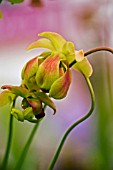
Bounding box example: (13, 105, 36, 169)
(22, 32, 75, 99)
(0, 32, 93, 123)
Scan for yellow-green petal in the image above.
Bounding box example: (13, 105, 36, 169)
(38, 32, 66, 51)
(23, 107, 34, 120)
(11, 108, 24, 122)
(73, 58, 93, 77)
(27, 38, 54, 51)
(62, 41, 75, 64)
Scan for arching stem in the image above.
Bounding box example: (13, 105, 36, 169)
(69, 46, 113, 68)
(84, 46, 113, 56)
(47, 77, 95, 170)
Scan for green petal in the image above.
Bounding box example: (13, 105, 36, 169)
(73, 58, 93, 77)
(0, 91, 15, 107)
(38, 32, 66, 51)
(36, 54, 60, 90)
(34, 91, 56, 114)
(62, 41, 76, 64)
(2, 85, 29, 98)
(27, 38, 54, 51)
(11, 108, 24, 122)
(23, 107, 34, 120)
(49, 69, 72, 99)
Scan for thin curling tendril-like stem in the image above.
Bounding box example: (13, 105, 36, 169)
(84, 46, 113, 56)
(47, 77, 95, 170)
(69, 46, 113, 68)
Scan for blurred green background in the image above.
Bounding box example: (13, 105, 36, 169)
(0, 0, 113, 169)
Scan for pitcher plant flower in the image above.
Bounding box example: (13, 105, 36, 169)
(0, 31, 98, 170)
(0, 32, 92, 123)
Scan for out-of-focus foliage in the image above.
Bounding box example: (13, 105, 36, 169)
(8, 0, 24, 4)
(0, 10, 2, 19)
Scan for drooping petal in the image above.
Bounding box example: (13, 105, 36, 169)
(27, 38, 54, 51)
(0, 91, 15, 107)
(49, 69, 72, 99)
(73, 58, 93, 77)
(36, 54, 60, 90)
(34, 91, 56, 114)
(21, 56, 38, 80)
(38, 32, 66, 51)
(75, 50, 84, 62)
(2, 85, 29, 98)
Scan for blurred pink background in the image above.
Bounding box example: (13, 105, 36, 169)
(0, 0, 113, 170)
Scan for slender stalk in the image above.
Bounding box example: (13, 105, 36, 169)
(84, 46, 113, 56)
(47, 77, 95, 170)
(14, 121, 40, 170)
(1, 100, 15, 170)
(69, 46, 113, 68)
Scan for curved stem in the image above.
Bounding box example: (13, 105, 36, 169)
(1, 100, 15, 170)
(84, 46, 113, 56)
(69, 46, 113, 68)
(47, 77, 95, 170)
(14, 121, 40, 170)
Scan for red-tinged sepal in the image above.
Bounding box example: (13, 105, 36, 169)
(34, 91, 56, 114)
(49, 69, 72, 99)
(1, 85, 29, 98)
(36, 54, 60, 90)
(21, 56, 38, 80)
(28, 99, 42, 115)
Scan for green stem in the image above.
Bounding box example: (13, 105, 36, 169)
(1, 100, 15, 170)
(47, 77, 95, 170)
(14, 121, 40, 170)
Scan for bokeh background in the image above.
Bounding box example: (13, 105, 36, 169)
(0, 0, 113, 169)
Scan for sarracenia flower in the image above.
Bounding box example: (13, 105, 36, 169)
(0, 32, 93, 123)
(22, 32, 75, 99)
